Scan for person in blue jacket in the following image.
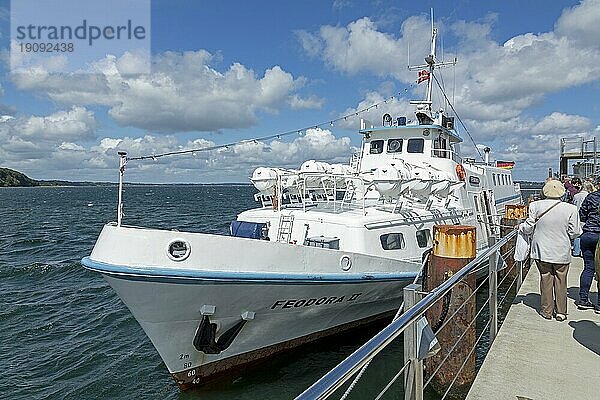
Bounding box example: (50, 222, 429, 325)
(577, 185, 600, 312)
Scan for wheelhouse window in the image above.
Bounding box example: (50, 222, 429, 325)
(387, 138, 403, 153)
(492, 174, 497, 186)
(416, 229, 432, 248)
(370, 140, 384, 154)
(380, 233, 406, 250)
(407, 138, 424, 153)
(433, 136, 448, 158)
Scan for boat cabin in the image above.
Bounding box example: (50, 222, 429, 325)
(357, 115, 462, 174)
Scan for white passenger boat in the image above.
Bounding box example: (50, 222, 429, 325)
(82, 17, 521, 389)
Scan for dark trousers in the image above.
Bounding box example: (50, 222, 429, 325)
(579, 231, 599, 302)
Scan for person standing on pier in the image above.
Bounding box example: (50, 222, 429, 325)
(577, 180, 600, 312)
(572, 181, 594, 257)
(520, 180, 582, 321)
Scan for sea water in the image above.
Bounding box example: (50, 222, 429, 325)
(1, 185, 523, 399)
(0, 186, 413, 400)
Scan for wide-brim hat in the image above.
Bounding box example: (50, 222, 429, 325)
(543, 180, 566, 199)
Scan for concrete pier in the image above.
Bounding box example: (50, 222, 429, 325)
(466, 258, 600, 400)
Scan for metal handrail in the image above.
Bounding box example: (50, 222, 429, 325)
(295, 229, 517, 400)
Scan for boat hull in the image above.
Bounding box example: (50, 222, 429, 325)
(99, 271, 411, 388)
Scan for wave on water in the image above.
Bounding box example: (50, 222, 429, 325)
(1, 185, 396, 400)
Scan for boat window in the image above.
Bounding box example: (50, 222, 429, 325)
(416, 229, 432, 248)
(370, 140, 384, 154)
(167, 240, 191, 261)
(433, 136, 448, 158)
(407, 138, 424, 153)
(492, 174, 497, 186)
(380, 233, 406, 250)
(387, 138, 403, 153)
(509, 175, 512, 185)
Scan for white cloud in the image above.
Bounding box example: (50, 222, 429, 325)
(11, 51, 312, 132)
(300, 1, 600, 123)
(58, 142, 85, 151)
(555, 0, 600, 49)
(335, 91, 415, 129)
(463, 111, 594, 178)
(0, 106, 97, 163)
(297, 16, 431, 80)
(0, 119, 354, 182)
(468, 112, 592, 140)
(289, 94, 325, 110)
(18, 106, 96, 141)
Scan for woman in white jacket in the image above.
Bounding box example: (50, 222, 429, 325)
(519, 180, 582, 321)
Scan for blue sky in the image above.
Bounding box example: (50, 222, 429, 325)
(0, 0, 598, 182)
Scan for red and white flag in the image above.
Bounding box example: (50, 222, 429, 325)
(417, 69, 430, 84)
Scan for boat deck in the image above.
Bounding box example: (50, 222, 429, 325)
(466, 257, 600, 400)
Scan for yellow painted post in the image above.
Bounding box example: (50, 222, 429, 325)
(501, 205, 528, 279)
(425, 225, 476, 397)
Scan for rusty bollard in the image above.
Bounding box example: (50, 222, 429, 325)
(501, 204, 528, 279)
(425, 225, 476, 397)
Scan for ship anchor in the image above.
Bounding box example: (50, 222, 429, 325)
(193, 310, 255, 354)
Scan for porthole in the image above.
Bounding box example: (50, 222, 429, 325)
(340, 255, 352, 271)
(167, 239, 191, 261)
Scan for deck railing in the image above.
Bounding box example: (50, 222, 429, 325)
(296, 229, 523, 400)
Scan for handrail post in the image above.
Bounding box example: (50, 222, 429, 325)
(488, 235, 498, 343)
(294, 233, 513, 400)
(516, 260, 523, 291)
(117, 151, 127, 227)
(403, 284, 423, 400)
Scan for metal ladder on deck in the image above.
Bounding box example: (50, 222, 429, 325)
(341, 182, 356, 208)
(277, 215, 294, 243)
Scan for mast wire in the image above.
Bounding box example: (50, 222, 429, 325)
(431, 71, 484, 161)
(126, 92, 411, 162)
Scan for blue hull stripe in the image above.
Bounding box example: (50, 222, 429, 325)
(81, 257, 418, 284)
(495, 193, 521, 205)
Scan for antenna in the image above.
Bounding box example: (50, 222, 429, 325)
(408, 8, 457, 108)
(431, 8, 434, 38)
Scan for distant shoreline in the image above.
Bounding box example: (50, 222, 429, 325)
(1, 166, 544, 188)
(0, 182, 254, 188)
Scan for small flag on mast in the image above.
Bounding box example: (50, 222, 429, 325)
(417, 69, 430, 84)
(496, 161, 515, 170)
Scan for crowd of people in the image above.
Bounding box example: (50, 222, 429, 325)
(518, 175, 600, 321)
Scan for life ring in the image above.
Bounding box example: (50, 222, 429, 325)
(455, 164, 466, 182)
(382, 113, 392, 126)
